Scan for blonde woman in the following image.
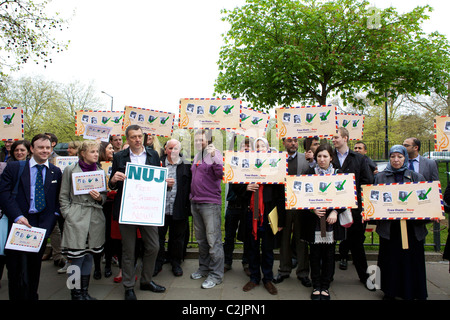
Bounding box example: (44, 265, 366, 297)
(60, 140, 107, 300)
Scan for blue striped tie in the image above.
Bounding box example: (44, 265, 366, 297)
(35, 165, 46, 212)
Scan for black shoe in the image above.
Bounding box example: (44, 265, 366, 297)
(311, 289, 321, 301)
(125, 289, 137, 300)
(104, 267, 113, 278)
(140, 281, 166, 293)
(298, 276, 312, 287)
(339, 259, 348, 270)
(93, 269, 102, 280)
(272, 273, 289, 284)
(172, 265, 183, 277)
(320, 289, 331, 301)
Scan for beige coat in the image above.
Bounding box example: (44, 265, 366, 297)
(60, 162, 107, 250)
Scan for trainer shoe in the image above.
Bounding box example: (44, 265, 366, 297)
(190, 271, 208, 280)
(201, 277, 222, 289)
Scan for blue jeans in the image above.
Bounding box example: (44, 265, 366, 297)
(191, 202, 224, 281)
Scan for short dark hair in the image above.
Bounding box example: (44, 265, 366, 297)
(303, 136, 319, 151)
(31, 134, 51, 147)
(44, 132, 58, 145)
(410, 137, 421, 151)
(125, 124, 142, 138)
(355, 141, 367, 150)
(314, 143, 334, 161)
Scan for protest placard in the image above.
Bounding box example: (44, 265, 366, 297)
(123, 106, 175, 137)
(285, 173, 357, 210)
(179, 98, 241, 130)
(5, 223, 46, 253)
(361, 181, 445, 221)
(276, 105, 337, 139)
(76, 110, 124, 137)
(223, 151, 287, 184)
(434, 116, 450, 151)
(72, 170, 106, 195)
(119, 163, 167, 226)
(0, 107, 24, 141)
(336, 113, 365, 140)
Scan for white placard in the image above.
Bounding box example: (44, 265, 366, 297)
(83, 123, 113, 142)
(119, 163, 167, 226)
(5, 223, 47, 252)
(71, 170, 107, 195)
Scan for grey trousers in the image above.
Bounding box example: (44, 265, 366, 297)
(278, 210, 310, 277)
(191, 202, 224, 281)
(119, 224, 159, 289)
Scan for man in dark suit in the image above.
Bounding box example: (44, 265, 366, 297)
(0, 134, 62, 300)
(273, 137, 313, 286)
(332, 127, 375, 291)
(108, 125, 165, 300)
(403, 137, 439, 181)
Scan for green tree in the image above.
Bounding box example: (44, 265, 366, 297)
(0, 0, 69, 73)
(215, 0, 450, 112)
(0, 75, 103, 141)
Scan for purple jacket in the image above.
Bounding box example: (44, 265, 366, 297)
(190, 149, 223, 204)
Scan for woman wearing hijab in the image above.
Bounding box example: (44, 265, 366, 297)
(242, 137, 285, 295)
(374, 145, 429, 300)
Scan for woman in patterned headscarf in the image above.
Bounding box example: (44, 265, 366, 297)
(374, 145, 430, 300)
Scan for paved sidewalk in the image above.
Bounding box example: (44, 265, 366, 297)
(1, 253, 449, 301)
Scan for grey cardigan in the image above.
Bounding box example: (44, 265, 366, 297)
(59, 163, 107, 250)
(373, 169, 430, 241)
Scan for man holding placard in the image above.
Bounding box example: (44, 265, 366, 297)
(0, 134, 62, 300)
(108, 124, 165, 300)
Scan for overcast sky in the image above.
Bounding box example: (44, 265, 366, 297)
(15, 0, 450, 115)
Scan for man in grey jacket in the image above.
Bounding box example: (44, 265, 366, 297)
(273, 137, 315, 286)
(402, 137, 439, 181)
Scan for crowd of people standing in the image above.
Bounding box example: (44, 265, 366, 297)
(0, 125, 449, 301)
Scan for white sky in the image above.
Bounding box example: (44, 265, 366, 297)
(14, 0, 450, 115)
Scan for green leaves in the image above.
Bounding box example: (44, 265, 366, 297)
(215, 0, 450, 112)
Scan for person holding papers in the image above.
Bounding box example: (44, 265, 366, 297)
(59, 140, 107, 300)
(0, 134, 62, 300)
(241, 137, 285, 295)
(374, 145, 429, 300)
(108, 124, 164, 300)
(301, 144, 346, 300)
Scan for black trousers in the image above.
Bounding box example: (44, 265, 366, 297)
(310, 242, 336, 290)
(5, 242, 47, 300)
(156, 215, 187, 267)
(338, 213, 369, 282)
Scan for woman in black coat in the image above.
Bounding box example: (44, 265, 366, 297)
(374, 145, 429, 300)
(300, 144, 346, 300)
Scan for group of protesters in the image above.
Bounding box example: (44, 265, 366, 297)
(0, 125, 449, 301)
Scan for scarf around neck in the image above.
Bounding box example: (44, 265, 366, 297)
(314, 163, 335, 175)
(78, 159, 98, 172)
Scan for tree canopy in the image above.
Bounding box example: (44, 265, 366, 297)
(215, 0, 450, 111)
(0, 0, 69, 73)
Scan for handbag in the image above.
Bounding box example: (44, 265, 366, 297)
(339, 209, 353, 228)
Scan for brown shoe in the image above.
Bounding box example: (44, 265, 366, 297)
(264, 281, 278, 295)
(243, 281, 259, 292)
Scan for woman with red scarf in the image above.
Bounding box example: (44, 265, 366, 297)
(241, 138, 285, 295)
